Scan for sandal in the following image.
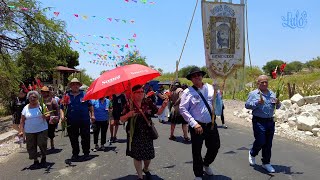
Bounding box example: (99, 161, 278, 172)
(143, 168, 152, 179)
(169, 136, 176, 140)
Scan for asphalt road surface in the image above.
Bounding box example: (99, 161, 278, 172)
(0, 120, 319, 180)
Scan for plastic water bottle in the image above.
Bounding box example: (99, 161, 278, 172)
(19, 136, 23, 148)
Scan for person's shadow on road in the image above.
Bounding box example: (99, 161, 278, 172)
(64, 154, 99, 167)
(204, 175, 232, 180)
(21, 162, 55, 172)
(253, 164, 304, 176)
(114, 174, 164, 180)
(46, 148, 63, 155)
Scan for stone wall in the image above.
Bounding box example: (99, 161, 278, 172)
(234, 94, 320, 137)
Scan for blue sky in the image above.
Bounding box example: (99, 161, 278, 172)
(40, 0, 320, 79)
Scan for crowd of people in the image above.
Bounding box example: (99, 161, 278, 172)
(9, 66, 281, 180)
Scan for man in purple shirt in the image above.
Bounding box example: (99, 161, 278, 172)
(179, 67, 220, 180)
(245, 75, 281, 173)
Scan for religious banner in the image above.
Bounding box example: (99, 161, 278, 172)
(202, 0, 245, 78)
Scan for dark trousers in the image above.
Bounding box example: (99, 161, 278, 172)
(67, 122, 90, 156)
(214, 104, 225, 124)
(93, 121, 109, 145)
(250, 117, 275, 164)
(189, 122, 220, 177)
(48, 123, 57, 140)
(25, 130, 48, 160)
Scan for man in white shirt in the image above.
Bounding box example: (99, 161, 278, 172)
(179, 67, 220, 180)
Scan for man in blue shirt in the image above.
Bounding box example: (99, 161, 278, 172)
(60, 78, 95, 160)
(245, 75, 281, 173)
(180, 67, 220, 180)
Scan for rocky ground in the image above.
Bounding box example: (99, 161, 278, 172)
(223, 99, 320, 150)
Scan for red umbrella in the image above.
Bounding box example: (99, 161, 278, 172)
(83, 64, 160, 100)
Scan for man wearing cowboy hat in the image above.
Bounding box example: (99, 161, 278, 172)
(60, 78, 95, 160)
(179, 66, 220, 180)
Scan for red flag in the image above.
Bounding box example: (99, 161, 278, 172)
(74, 14, 79, 18)
(280, 63, 286, 72)
(272, 70, 277, 79)
(125, 44, 129, 48)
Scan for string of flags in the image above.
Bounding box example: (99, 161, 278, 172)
(70, 39, 137, 49)
(89, 58, 137, 67)
(6, 6, 135, 24)
(123, 0, 156, 4)
(67, 33, 137, 42)
(53, 12, 135, 24)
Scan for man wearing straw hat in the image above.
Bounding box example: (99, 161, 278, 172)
(179, 66, 220, 180)
(60, 78, 95, 160)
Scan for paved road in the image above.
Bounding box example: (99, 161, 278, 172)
(0, 120, 319, 180)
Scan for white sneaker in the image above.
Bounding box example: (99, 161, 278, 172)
(204, 166, 214, 176)
(92, 144, 99, 152)
(262, 164, 275, 173)
(248, 151, 256, 165)
(194, 177, 202, 180)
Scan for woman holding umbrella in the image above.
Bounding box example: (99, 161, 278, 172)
(120, 84, 168, 180)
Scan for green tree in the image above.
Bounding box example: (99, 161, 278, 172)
(0, 54, 22, 110)
(178, 65, 198, 78)
(245, 66, 263, 82)
(1, 0, 67, 54)
(286, 61, 304, 73)
(122, 50, 148, 66)
(262, 60, 284, 75)
(305, 57, 320, 69)
(69, 69, 94, 87)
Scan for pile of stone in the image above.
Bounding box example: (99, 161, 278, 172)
(234, 94, 320, 137)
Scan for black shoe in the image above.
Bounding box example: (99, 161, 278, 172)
(82, 154, 91, 161)
(40, 157, 47, 168)
(113, 137, 117, 143)
(71, 154, 79, 160)
(30, 160, 40, 169)
(143, 168, 152, 179)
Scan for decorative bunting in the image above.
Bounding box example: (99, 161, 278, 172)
(54, 12, 60, 17)
(123, 0, 156, 4)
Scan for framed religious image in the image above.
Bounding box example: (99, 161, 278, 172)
(210, 16, 236, 55)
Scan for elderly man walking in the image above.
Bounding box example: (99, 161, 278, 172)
(245, 75, 281, 173)
(60, 78, 95, 160)
(180, 67, 220, 180)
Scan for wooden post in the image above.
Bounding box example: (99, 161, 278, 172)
(287, 83, 296, 98)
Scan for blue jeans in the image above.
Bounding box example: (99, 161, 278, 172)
(250, 118, 275, 164)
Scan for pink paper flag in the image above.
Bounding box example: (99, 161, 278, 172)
(74, 14, 79, 18)
(107, 18, 112, 21)
(125, 44, 129, 48)
(133, 33, 137, 38)
(54, 12, 60, 17)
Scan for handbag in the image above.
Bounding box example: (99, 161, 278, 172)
(133, 101, 159, 140)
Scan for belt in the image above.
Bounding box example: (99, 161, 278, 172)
(196, 121, 212, 126)
(253, 116, 274, 122)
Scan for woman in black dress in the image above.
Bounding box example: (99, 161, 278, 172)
(120, 84, 168, 180)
